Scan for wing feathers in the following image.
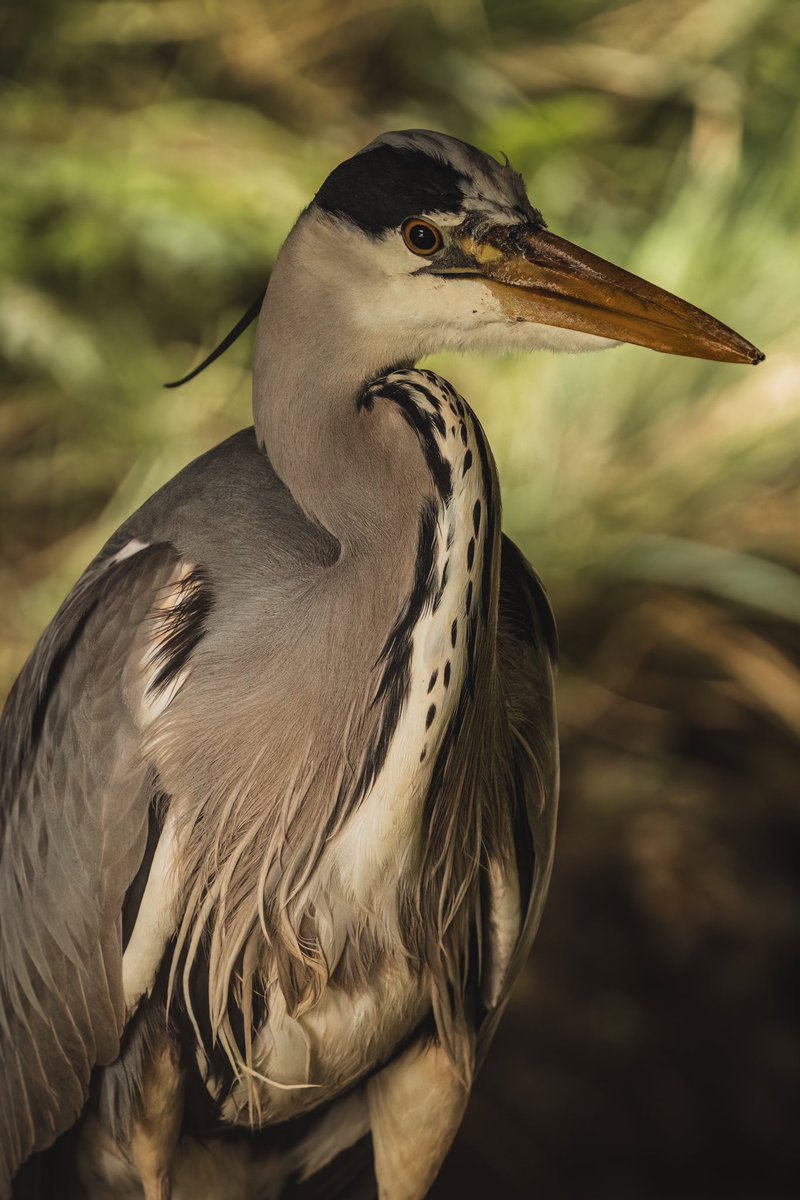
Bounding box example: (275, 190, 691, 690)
(477, 535, 559, 1058)
(0, 540, 209, 1194)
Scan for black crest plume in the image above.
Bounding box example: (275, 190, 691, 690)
(164, 290, 267, 389)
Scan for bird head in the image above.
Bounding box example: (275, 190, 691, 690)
(304, 129, 763, 366)
(166, 129, 762, 390)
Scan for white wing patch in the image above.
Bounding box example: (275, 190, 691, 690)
(122, 810, 180, 1011)
(107, 537, 151, 564)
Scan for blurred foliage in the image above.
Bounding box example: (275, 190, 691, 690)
(1, 0, 799, 1196)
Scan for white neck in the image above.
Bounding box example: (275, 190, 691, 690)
(252, 215, 425, 548)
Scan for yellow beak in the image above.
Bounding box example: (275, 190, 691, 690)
(461, 226, 764, 365)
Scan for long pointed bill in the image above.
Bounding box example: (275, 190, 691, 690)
(469, 227, 764, 365)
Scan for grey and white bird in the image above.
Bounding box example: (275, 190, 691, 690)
(0, 130, 762, 1200)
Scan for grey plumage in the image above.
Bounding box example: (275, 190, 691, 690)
(1, 395, 555, 1199)
(1, 127, 758, 1200)
(0, 542, 189, 1181)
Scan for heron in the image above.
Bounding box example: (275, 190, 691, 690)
(0, 130, 762, 1200)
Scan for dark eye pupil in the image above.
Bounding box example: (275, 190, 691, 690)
(410, 223, 437, 250)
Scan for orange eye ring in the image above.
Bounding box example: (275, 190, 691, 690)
(401, 217, 444, 256)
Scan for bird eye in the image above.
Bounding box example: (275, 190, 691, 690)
(401, 218, 443, 256)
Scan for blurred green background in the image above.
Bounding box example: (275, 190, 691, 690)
(1, 0, 799, 1196)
